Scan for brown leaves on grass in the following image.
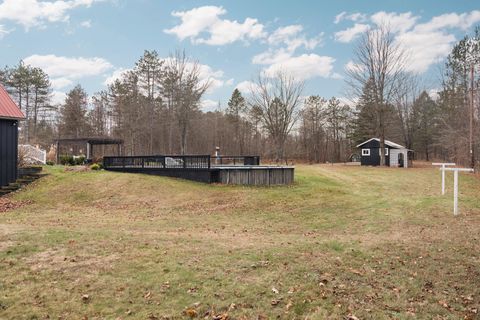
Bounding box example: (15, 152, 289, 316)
(0, 197, 31, 213)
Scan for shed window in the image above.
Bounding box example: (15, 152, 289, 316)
(362, 149, 370, 156)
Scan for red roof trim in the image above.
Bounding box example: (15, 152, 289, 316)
(0, 84, 25, 120)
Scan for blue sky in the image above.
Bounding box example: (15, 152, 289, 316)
(1, 0, 479, 110)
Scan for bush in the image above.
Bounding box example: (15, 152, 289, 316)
(59, 155, 86, 166)
(75, 156, 86, 165)
(90, 163, 102, 171)
(46, 160, 54, 166)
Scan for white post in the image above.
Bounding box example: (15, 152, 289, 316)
(444, 167, 474, 216)
(453, 170, 458, 216)
(432, 163, 455, 195)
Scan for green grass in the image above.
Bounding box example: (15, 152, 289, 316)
(0, 164, 479, 319)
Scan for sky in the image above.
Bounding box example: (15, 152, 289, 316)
(0, 0, 479, 111)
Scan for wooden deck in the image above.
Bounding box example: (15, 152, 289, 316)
(103, 155, 294, 185)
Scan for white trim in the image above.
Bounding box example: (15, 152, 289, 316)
(356, 138, 406, 149)
(362, 148, 370, 156)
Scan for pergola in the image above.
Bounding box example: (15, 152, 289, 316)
(55, 137, 124, 163)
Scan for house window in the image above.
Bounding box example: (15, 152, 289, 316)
(362, 149, 370, 156)
(379, 148, 389, 156)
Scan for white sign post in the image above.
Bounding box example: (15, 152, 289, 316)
(443, 167, 474, 216)
(432, 163, 456, 195)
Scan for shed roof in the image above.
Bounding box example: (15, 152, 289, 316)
(0, 84, 25, 120)
(356, 138, 406, 149)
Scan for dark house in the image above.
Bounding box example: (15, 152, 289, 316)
(0, 85, 25, 187)
(357, 138, 412, 168)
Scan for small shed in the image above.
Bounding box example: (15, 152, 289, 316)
(356, 138, 412, 168)
(0, 85, 25, 187)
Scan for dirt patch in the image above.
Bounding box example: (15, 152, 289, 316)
(26, 248, 119, 273)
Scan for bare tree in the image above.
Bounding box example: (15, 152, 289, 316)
(346, 25, 407, 166)
(248, 71, 304, 162)
(163, 51, 211, 155)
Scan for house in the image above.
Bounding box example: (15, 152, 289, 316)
(0, 85, 25, 187)
(356, 138, 412, 168)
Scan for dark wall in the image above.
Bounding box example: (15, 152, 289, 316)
(0, 119, 18, 187)
(359, 140, 391, 166)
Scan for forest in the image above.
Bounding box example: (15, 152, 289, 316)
(1, 26, 479, 168)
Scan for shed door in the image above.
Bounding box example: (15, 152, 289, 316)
(398, 152, 404, 168)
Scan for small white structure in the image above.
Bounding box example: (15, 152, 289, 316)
(356, 138, 412, 168)
(432, 163, 456, 195)
(19, 144, 47, 164)
(443, 167, 474, 216)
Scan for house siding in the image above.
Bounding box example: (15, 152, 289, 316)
(0, 119, 18, 187)
(359, 140, 390, 166)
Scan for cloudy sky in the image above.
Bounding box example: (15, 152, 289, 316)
(1, 0, 479, 110)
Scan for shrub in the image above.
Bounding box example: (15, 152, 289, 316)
(59, 155, 74, 166)
(75, 156, 86, 165)
(46, 160, 54, 166)
(59, 155, 86, 166)
(90, 163, 101, 171)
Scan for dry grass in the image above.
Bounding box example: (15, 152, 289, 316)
(0, 164, 479, 319)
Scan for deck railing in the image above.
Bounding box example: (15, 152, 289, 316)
(212, 156, 260, 166)
(103, 155, 211, 170)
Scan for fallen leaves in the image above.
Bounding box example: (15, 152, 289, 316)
(0, 197, 31, 213)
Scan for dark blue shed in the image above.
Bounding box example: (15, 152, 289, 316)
(0, 85, 25, 187)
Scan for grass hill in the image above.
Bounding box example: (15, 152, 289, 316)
(0, 165, 479, 319)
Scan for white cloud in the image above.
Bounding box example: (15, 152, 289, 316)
(51, 91, 67, 105)
(0, 0, 101, 29)
(80, 19, 91, 28)
(336, 10, 480, 73)
(235, 80, 259, 93)
(0, 24, 11, 38)
(51, 77, 73, 89)
(416, 10, 480, 32)
(200, 99, 219, 112)
(263, 54, 335, 80)
(396, 30, 456, 73)
(164, 6, 266, 45)
(394, 11, 480, 73)
(103, 68, 131, 86)
(371, 11, 419, 33)
(334, 23, 369, 43)
(25, 54, 113, 92)
(428, 88, 440, 101)
(24, 54, 113, 79)
(334, 11, 367, 24)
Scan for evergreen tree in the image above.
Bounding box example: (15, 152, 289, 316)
(412, 91, 438, 161)
(226, 88, 247, 154)
(58, 85, 91, 138)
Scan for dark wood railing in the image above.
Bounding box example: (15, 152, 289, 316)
(103, 155, 211, 170)
(212, 156, 260, 166)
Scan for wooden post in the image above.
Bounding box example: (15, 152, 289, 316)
(443, 167, 474, 216)
(432, 163, 455, 195)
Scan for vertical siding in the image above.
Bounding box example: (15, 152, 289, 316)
(0, 119, 18, 187)
(219, 168, 294, 185)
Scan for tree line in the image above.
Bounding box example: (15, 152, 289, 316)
(1, 26, 478, 168)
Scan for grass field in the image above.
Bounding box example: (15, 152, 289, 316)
(0, 164, 479, 319)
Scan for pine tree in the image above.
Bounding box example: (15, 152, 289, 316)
(226, 88, 247, 154)
(58, 85, 91, 138)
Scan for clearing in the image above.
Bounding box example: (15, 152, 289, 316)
(0, 165, 479, 319)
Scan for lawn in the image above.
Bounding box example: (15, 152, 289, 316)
(0, 164, 479, 319)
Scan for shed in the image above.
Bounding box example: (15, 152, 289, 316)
(356, 138, 412, 168)
(0, 85, 25, 187)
